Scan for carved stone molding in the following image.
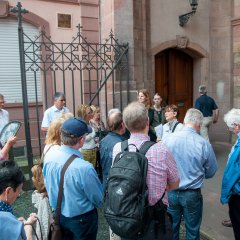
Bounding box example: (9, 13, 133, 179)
(176, 35, 189, 49)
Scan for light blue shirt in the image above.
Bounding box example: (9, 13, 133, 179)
(41, 105, 70, 128)
(0, 211, 26, 240)
(43, 145, 103, 217)
(221, 132, 240, 203)
(162, 127, 217, 190)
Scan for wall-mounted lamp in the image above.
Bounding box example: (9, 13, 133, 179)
(179, 0, 198, 27)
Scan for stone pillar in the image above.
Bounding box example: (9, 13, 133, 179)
(100, 0, 151, 109)
(209, 0, 232, 142)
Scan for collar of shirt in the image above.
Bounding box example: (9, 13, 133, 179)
(0, 201, 13, 214)
(167, 119, 178, 130)
(52, 105, 64, 112)
(182, 126, 197, 134)
(108, 131, 124, 139)
(60, 145, 83, 158)
(129, 133, 150, 142)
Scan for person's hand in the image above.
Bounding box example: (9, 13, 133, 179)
(25, 213, 38, 225)
(18, 216, 26, 223)
(7, 136, 17, 146)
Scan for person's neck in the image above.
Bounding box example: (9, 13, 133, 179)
(113, 128, 124, 135)
(154, 105, 161, 111)
(92, 118, 100, 124)
(131, 128, 148, 135)
(55, 105, 62, 110)
(184, 123, 200, 132)
(63, 144, 80, 150)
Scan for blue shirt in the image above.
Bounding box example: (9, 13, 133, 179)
(162, 127, 218, 189)
(99, 132, 125, 190)
(221, 132, 240, 204)
(0, 210, 26, 240)
(41, 105, 70, 128)
(43, 145, 103, 217)
(195, 94, 218, 117)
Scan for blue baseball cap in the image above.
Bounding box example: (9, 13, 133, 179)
(61, 117, 92, 137)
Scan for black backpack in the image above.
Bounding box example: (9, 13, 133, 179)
(104, 140, 155, 239)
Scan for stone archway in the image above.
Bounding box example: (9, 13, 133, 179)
(152, 38, 209, 122)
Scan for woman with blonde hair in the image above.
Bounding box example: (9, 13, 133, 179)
(44, 112, 73, 149)
(138, 89, 156, 141)
(77, 104, 97, 167)
(31, 112, 73, 239)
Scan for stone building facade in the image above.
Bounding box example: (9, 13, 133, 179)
(0, 0, 240, 144)
(101, 0, 240, 142)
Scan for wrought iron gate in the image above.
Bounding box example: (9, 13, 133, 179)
(11, 2, 129, 176)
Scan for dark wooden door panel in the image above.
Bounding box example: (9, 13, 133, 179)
(155, 49, 193, 122)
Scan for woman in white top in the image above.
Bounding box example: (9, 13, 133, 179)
(161, 104, 184, 140)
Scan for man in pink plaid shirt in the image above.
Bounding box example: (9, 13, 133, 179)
(110, 102, 179, 240)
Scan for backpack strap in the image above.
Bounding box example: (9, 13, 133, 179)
(121, 140, 129, 152)
(138, 141, 155, 155)
(171, 121, 180, 133)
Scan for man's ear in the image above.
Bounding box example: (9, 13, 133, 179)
(174, 112, 177, 117)
(147, 117, 150, 127)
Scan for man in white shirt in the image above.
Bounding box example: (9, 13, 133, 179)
(0, 94, 9, 133)
(41, 92, 70, 133)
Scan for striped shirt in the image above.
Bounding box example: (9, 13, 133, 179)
(112, 133, 179, 206)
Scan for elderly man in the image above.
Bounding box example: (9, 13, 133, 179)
(195, 85, 219, 141)
(163, 108, 218, 240)
(43, 117, 103, 239)
(41, 92, 70, 132)
(99, 108, 126, 190)
(111, 102, 180, 239)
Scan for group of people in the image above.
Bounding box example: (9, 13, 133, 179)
(0, 85, 239, 240)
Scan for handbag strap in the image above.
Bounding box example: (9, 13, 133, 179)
(39, 144, 57, 167)
(54, 154, 78, 224)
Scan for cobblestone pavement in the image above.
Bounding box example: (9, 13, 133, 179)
(13, 190, 193, 240)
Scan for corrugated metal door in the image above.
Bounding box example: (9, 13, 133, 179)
(0, 18, 42, 103)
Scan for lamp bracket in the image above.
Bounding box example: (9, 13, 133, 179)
(179, 11, 196, 27)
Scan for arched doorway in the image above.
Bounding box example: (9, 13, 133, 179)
(155, 48, 193, 122)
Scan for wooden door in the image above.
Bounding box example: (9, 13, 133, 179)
(155, 49, 193, 122)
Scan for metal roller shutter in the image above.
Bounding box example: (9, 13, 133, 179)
(0, 18, 42, 103)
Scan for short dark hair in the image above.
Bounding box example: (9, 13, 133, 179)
(53, 92, 65, 101)
(165, 104, 179, 117)
(0, 160, 25, 194)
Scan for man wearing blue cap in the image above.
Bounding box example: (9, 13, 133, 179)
(43, 117, 103, 240)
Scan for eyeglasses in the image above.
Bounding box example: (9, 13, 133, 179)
(59, 99, 66, 102)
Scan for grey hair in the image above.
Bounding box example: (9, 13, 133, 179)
(199, 85, 207, 94)
(184, 108, 203, 126)
(108, 108, 121, 117)
(224, 108, 240, 128)
(123, 102, 148, 132)
(53, 92, 65, 101)
(61, 131, 82, 146)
